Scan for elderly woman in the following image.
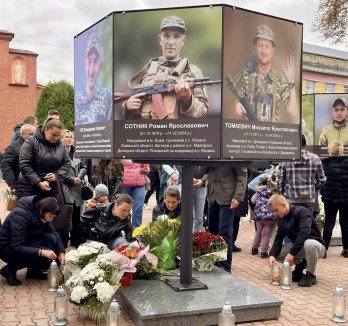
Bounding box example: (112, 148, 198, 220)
(61, 129, 87, 247)
(18, 118, 71, 199)
(0, 196, 65, 286)
(321, 140, 348, 258)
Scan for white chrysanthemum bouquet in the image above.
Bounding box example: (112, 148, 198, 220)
(64, 242, 123, 322)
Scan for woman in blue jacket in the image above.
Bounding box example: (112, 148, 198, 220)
(0, 196, 65, 286)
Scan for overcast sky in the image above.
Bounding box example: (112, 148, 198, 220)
(1, 0, 346, 85)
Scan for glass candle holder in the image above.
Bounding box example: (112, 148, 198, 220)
(332, 285, 347, 323)
(281, 259, 292, 290)
(54, 286, 68, 326)
(271, 267, 281, 286)
(48, 260, 59, 292)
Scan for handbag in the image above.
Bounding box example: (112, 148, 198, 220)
(6, 190, 17, 211)
(52, 175, 73, 233)
(81, 178, 94, 201)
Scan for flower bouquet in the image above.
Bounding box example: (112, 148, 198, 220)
(65, 250, 124, 323)
(133, 217, 181, 270)
(112, 241, 149, 285)
(192, 231, 227, 272)
(64, 241, 109, 278)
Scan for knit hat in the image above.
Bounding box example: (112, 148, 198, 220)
(94, 184, 109, 199)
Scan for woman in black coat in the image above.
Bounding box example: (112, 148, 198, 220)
(0, 196, 65, 286)
(18, 119, 70, 199)
(321, 140, 348, 258)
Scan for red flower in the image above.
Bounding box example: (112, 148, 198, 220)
(115, 243, 141, 259)
(192, 231, 226, 257)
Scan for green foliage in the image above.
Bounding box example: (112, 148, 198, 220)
(135, 261, 167, 280)
(139, 217, 181, 250)
(150, 230, 177, 270)
(35, 80, 74, 130)
(313, 0, 348, 44)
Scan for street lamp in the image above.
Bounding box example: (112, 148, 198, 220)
(54, 286, 68, 326)
(332, 285, 347, 323)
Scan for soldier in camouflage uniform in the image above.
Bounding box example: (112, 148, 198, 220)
(122, 15, 209, 120)
(75, 33, 112, 125)
(235, 25, 297, 122)
(319, 97, 348, 146)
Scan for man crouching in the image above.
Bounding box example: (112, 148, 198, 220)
(267, 194, 326, 287)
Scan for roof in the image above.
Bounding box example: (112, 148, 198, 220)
(303, 43, 348, 61)
(0, 29, 14, 35)
(10, 48, 38, 56)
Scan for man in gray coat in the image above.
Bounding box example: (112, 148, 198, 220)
(204, 165, 248, 272)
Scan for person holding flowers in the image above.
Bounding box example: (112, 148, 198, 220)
(84, 194, 135, 250)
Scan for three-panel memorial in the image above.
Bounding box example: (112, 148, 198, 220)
(74, 4, 303, 161)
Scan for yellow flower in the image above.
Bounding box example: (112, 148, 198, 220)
(132, 224, 147, 238)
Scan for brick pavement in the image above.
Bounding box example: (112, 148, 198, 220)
(0, 189, 347, 325)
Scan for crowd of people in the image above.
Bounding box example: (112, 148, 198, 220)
(0, 111, 347, 289)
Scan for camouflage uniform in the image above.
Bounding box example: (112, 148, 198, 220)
(238, 67, 290, 122)
(75, 33, 113, 125)
(319, 121, 348, 146)
(122, 15, 208, 120)
(75, 86, 112, 125)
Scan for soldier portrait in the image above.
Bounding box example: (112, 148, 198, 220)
(75, 32, 113, 125)
(313, 94, 348, 157)
(118, 15, 209, 120)
(114, 9, 222, 121)
(223, 8, 302, 124)
(318, 97, 348, 146)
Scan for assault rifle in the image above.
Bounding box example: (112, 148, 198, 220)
(226, 74, 259, 121)
(114, 77, 221, 119)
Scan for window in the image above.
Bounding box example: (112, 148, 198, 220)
(305, 81, 314, 94)
(325, 83, 334, 93)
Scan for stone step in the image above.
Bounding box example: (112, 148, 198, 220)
(117, 267, 282, 326)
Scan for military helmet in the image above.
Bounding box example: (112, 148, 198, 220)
(253, 25, 275, 46)
(160, 15, 186, 33)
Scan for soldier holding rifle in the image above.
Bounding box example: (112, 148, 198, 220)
(120, 15, 209, 120)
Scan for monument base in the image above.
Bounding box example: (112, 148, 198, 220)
(117, 267, 282, 326)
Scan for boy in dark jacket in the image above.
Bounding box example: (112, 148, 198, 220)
(152, 187, 181, 221)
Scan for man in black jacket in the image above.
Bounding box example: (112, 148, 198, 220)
(268, 194, 326, 287)
(83, 194, 134, 250)
(1, 124, 36, 190)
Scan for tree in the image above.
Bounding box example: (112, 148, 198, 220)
(313, 0, 348, 44)
(35, 80, 74, 130)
